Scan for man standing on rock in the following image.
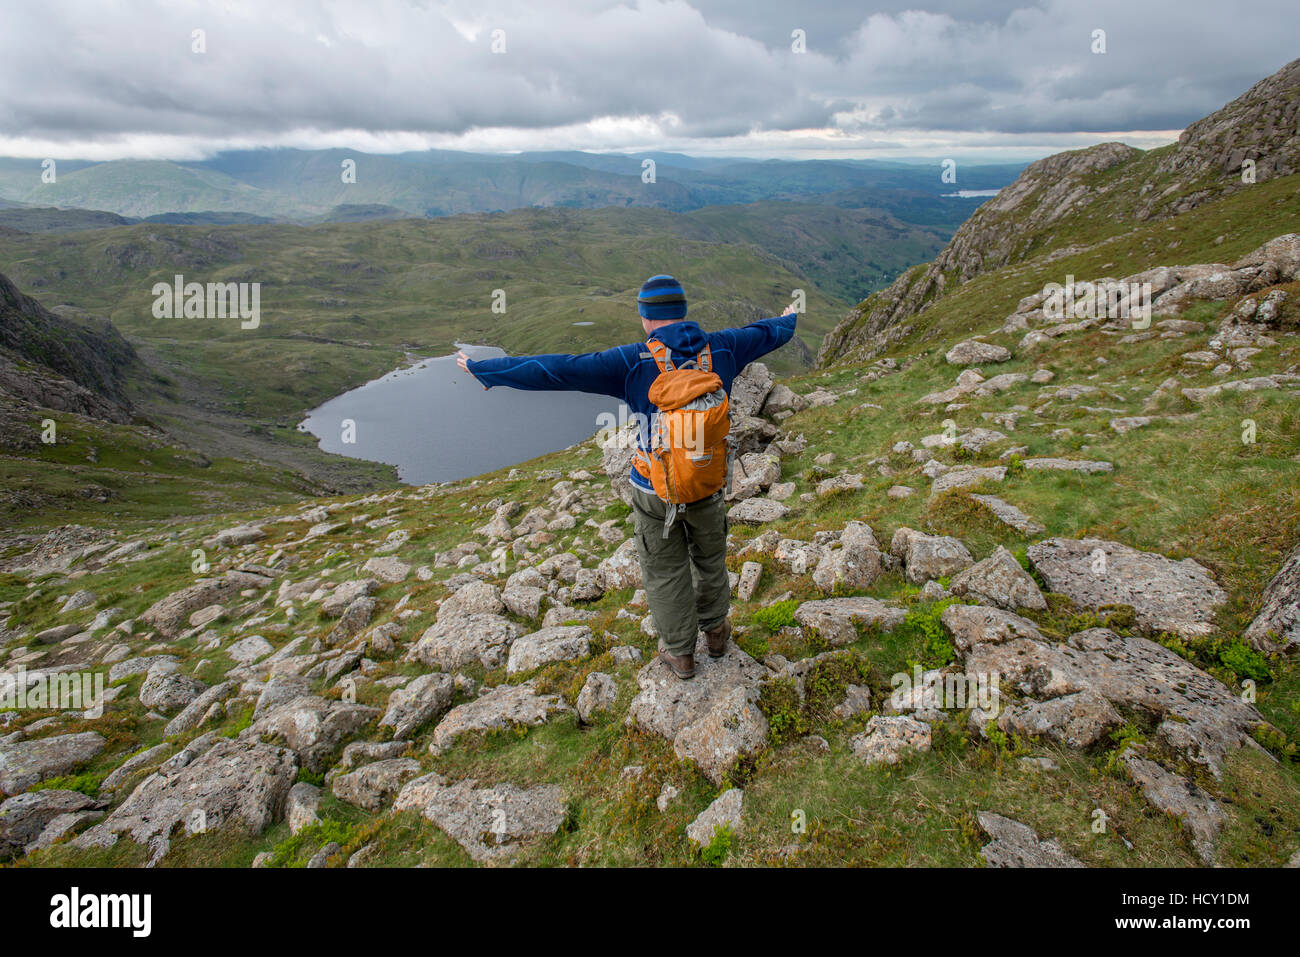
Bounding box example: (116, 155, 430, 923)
(458, 275, 798, 679)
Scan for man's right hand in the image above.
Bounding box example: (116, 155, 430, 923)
(457, 350, 487, 389)
(781, 302, 799, 317)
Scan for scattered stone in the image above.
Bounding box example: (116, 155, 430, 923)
(332, 758, 422, 812)
(890, 528, 974, 584)
(850, 715, 932, 766)
(1243, 543, 1300, 653)
(226, 634, 274, 665)
(1022, 457, 1114, 474)
(686, 788, 744, 847)
(362, 556, 410, 583)
(380, 673, 455, 739)
(430, 681, 570, 753)
(1123, 755, 1223, 865)
(997, 691, 1120, 748)
(396, 773, 566, 863)
(948, 546, 1047, 611)
(576, 672, 618, 723)
(408, 614, 524, 672)
(244, 696, 380, 773)
(977, 811, 1082, 868)
(737, 561, 763, 601)
(930, 466, 1006, 497)
(0, 789, 105, 859)
(626, 635, 768, 785)
(286, 781, 320, 834)
(794, 597, 905, 645)
(506, 625, 593, 676)
(203, 524, 266, 550)
(946, 340, 1011, 366)
(138, 571, 272, 638)
(727, 498, 790, 525)
(968, 494, 1045, 535)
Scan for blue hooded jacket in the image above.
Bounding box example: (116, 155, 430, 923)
(465, 313, 797, 495)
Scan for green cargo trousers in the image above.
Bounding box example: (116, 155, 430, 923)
(630, 487, 731, 657)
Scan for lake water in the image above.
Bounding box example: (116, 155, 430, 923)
(300, 345, 624, 485)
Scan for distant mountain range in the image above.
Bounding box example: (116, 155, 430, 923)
(0, 149, 1023, 226)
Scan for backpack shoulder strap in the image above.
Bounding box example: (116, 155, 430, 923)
(643, 337, 674, 373)
(697, 343, 713, 374)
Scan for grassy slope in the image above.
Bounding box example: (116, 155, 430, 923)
(4, 171, 1299, 871)
(0, 208, 850, 420)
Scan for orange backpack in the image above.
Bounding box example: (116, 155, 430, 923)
(636, 338, 732, 513)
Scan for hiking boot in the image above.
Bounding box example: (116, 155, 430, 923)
(704, 617, 731, 658)
(658, 648, 695, 680)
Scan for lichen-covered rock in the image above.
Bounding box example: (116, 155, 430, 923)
(673, 684, 769, 786)
(890, 527, 974, 584)
(380, 673, 455, 739)
(0, 789, 105, 859)
(794, 597, 905, 645)
(727, 497, 790, 525)
(686, 788, 744, 847)
(320, 579, 377, 617)
(1244, 543, 1300, 653)
(576, 672, 618, 723)
(596, 538, 642, 591)
(997, 691, 1120, 749)
(286, 781, 320, 835)
(430, 681, 571, 753)
(948, 546, 1046, 611)
(811, 522, 885, 594)
(946, 339, 1011, 365)
(977, 811, 1082, 868)
(137, 659, 207, 713)
(395, 773, 567, 863)
(74, 739, 298, 865)
(439, 579, 504, 619)
(627, 635, 769, 785)
(851, 715, 932, 766)
(1027, 537, 1226, 638)
(0, 732, 106, 796)
(1122, 755, 1223, 865)
(406, 614, 524, 671)
(506, 625, 593, 676)
(332, 758, 422, 812)
(243, 696, 379, 773)
(138, 571, 272, 638)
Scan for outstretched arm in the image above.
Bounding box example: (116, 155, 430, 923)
(721, 303, 799, 370)
(457, 345, 632, 398)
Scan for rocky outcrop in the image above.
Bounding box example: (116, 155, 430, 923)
(1027, 538, 1227, 639)
(394, 773, 567, 863)
(1244, 543, 1300, 653)
(626, 635, 769, 785)
(0, 732, 106, 796)
(74, 738, 298, 865)
(819, 58, 1300, 366)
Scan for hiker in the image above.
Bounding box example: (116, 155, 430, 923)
(457, 274, 798, 680)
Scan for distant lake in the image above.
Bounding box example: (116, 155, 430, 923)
(300, 345, 623, 485)
(943, 189, 1001, 198)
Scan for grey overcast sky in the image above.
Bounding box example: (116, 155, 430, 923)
(0, 0, 1294, 161)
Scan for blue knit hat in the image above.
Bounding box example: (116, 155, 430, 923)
(637, 274, 687, 321)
